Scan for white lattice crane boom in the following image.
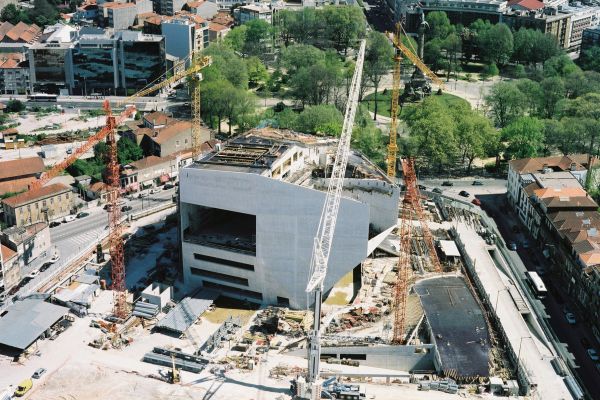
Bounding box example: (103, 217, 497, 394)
(304, 39, 366, 392)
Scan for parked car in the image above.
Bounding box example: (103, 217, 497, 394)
(50, 253, 60, 263)
(441, 181, 453, 186)
(459, 190, 470, 197)
(508, 242, 517, 251)
(418, 184, 426, 191)
(40, 262, 53, 272)
(471, 198, 481, 206)
(63, 215, 76, 223)
(19, 277, 32, 287)
(587, 348, 599, 361)
(150, 188, 161, 194)
(163, 183, 175, 190)
(565, 312, 577, 325)
(139, 191, 149, 198)
(472, 180, 484, 186)
(121, 205, 133, 212)
(28, 270, 39, 279)
(14, 378, 32, 397)
(0, 293, 7, 303)
(76, 212, 89, 219)
(49, 221, 61, 228)
(432, 187, 442, 194)
(8, 285, 19, 295)
(32, 368, 46, 379)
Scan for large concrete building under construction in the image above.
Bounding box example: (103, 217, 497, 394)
(179, 129, 400, 308)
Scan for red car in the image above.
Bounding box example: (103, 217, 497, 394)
(471, 198, 481, 206)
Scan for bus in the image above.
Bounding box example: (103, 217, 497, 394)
(27, 93, 58, 102)
(526, 271, 548, 297)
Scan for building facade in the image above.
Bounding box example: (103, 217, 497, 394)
(582, 25, 600, 51)
(179, 129, 399, 308)
(1, 222, 51, 269)
(235, 4, 273, 24)
(507, 155, 600, 343)
(2, 183, 74, 227)
(0, 156, 44, 196)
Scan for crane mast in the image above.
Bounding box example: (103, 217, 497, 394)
(303, 39, 366, 395)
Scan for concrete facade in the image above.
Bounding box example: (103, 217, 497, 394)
(179, 130, 399, 309)
(141, 282, 172, 308)
(1, 222, 51, 268)
(290, 344, 436, 372)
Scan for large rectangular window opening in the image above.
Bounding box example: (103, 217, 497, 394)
(190, 267, 249, 286)
(202, 280, 263, 300)
(183, 204, 256, 255)
(193, 253, 254, 271)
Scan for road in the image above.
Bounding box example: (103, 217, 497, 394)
(478, 192, 600, 399)
(0, 186, 177, 309)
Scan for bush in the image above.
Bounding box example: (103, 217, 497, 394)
(6, 99, 25, 113)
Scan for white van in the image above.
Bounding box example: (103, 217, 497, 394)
(63, 215, 76, 223)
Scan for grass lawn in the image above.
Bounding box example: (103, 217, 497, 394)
(362, 91, 469, 118)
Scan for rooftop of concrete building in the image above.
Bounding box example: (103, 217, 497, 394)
(190, 128, 392, 186)
(509, 154, 590, 174)
(1, 222, 47, 245)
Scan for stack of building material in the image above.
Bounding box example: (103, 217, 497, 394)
(133, 301, 159, 319)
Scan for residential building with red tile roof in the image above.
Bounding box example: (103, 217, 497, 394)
(0, 22, 41, 44)
(2, 183, 74, 227)
(140, 119, 211, 158)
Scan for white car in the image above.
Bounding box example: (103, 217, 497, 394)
(565, 312, 577, 325)
(50, 253, 60, 263)
(29, 270, 39, 278)
(63, 215, 76, 223)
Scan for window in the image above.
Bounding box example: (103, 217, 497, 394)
(50, 198, 54, 204)
(202, 280, 262, 300)
(176, 140, 180, 147)
(277, 296, 290, 307)
(193, 253, 254, 271)
(35, 203, 39, 209)
(190, 267, 249, 286)
(27, 204, 31, 211)
(185, 138, 188, 144)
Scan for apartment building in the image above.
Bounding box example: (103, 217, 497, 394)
(507, 155, 600, 342)
(234, 4, 273, 24)
(2, 183, 74, 227)
(120, 154, 180, 191)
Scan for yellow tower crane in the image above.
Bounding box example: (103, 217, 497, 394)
(386, 23, 444, 179)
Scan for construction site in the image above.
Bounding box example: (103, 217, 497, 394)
(0, 25, 581, 400)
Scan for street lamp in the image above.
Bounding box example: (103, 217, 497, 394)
(494, 287, 509, 313)
(515, 336, 532, 377)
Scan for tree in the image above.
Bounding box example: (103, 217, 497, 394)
(117, 137, 143, 165)
(502, 116, 545, 159)
(454, 109, 498, 172)
(223, 25, 247, 53)
(515, 79, 542, 116)
(246, 57, 268, 88)
(579, 46, 600, 72)
(543, 54, 579, 78)
(352, 125, 386, 167)
(295, 104, 343, 135)
(543, 118, 583, 155)
(513, 28, 535, 64)
(281, 44, 325, 74)
(243, 19, 273, 59)
(1, 4, 19, 24)
(441, 33, 461, 81)
(322, 5, 366, 54)
(531, 31, 559, 65)
(278, 8, 319, 47)
(559, 93, 600, 155)
(407, 96, 458, 170)
(363, 31, 393, 120)
(478, 23, 513, 66)
(481, 63, 499, 79)
(424, 38, 445, 73)
(94, 141, 109, 162)
(485, 81, 526, 127)
(203, 44, 248, 89)
(5, 99, 25, 113)
(221, 86, 256, 135)
(288, 55, 343, 106)
(540, 76, 565, 118)
(29, 0, 58, 26)
(425, 11, 454, 40)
